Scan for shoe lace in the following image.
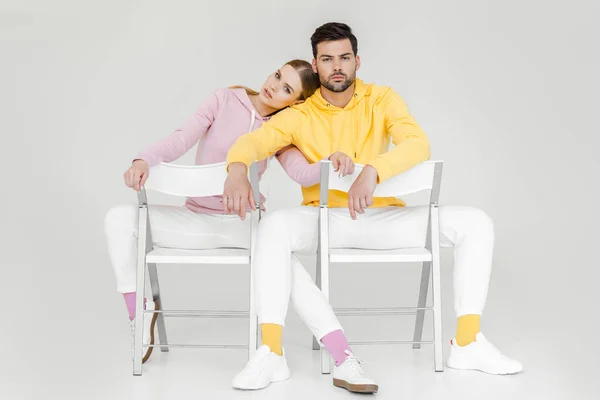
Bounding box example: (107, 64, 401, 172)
(344, 354, 366, 379)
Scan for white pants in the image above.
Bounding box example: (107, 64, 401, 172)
(104, 205, 343, 339)
(255, 206, 494, 324)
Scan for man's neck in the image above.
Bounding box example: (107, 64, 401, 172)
(320, 82, 356, 108)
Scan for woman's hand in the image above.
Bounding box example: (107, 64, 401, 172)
(123, 159, 149, 191)
(329, 151, 355, 177)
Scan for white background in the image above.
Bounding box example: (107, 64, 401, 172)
(1, 0, 599, 398)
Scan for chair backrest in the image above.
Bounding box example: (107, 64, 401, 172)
(138, 161, 260, 204)
(319, 160, 443, 206)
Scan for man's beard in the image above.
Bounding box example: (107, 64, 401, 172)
(320, 71, 355, 93)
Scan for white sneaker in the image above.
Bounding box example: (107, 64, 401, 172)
(333, 350, 379, 394)
(232, 345, 291, 390)
(447, 332, 523, 375)
(129, 299, 158, 364)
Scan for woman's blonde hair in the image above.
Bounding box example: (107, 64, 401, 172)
(229, 86, 259, 96)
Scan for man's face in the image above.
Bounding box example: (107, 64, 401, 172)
(312, 39, 360, 93)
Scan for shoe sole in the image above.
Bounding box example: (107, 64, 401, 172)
(333, 378, 378, 394)
(142, 300, 160, 364)
(232, 368, 291, 390)
(447, 358, 522, 375)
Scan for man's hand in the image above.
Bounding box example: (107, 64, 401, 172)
(223, 162, 256, 220)
(123, 159, 150, 191)
(347, 165, 378, 220)
(329, 151, 355, 177)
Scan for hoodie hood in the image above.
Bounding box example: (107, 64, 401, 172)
(230, 88, 270, 122)
(307, 78, 370, 158)
(310, 78, 369, 112)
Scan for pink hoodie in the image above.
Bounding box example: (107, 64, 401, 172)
(135, 87, 322, 213)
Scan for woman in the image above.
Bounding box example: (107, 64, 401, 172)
(104, 60, 355, 368)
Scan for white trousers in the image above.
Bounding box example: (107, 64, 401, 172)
(255, 206, 495, 324)
(104, 205, 343, 339)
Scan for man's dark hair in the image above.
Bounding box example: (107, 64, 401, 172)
(310, 22, 358, 58)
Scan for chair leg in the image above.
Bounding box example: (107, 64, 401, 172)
(148, 263, 169, 352)
(142, 198, 168, 354)
(248, 209, 260, 359)
(313, 255, 322, 351)
(413, 261, 431, 349)
(312, 336, 321, 351)
(249, 314, 259, 358)
(319, 209, 331, 374)
(248, 259, 258, 359)
(430, 206, 444, 372)
(320, 250, 331, 374)
(133, 206, 148, 376)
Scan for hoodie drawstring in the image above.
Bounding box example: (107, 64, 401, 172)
(248, 109, 271, 204)
(325, 91, 360, 161)
(248, 109, 256, 132)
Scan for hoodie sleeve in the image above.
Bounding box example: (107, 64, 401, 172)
(134, 89, 223, 166)
(275, 145, 323, 187)
(226, 108, 299, 170)
(367, 88, 431, 182)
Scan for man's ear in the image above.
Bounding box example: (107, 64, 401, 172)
(355, 55, 361, 72)
(294, 99, 306, 105)
(312, 59, 318, 74)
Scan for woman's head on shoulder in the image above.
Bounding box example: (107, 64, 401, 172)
(233, 59, 320, 115)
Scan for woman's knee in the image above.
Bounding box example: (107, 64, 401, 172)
(104, 204, 138, 235)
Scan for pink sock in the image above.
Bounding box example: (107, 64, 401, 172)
(123, 292, 146, 320)
(320, 329, 352, 366)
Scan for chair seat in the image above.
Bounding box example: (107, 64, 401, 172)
(329, 247, 432, 263)
(146, 247, 250, 264)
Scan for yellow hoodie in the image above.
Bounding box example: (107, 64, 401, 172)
(226, 79, 431, 208)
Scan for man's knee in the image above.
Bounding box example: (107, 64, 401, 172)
(460, 206, 494, 236)
(258, 208, 318, 251)
(259, 208, 315, 232)
(441, 206, 494, 238)
(259, 209, 292, 230)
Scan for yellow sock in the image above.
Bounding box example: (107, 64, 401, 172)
(455, 314, 481, 346)
(260, 323, 283, 356)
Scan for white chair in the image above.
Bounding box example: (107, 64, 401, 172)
(315, 160, 444, 374)
(133, 161, 261, 376)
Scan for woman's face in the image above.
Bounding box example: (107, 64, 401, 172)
(258, 64, 304, 110)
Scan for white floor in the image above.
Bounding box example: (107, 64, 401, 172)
(4, 255, 600, 400)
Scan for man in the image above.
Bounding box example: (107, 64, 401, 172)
(225, 22, 523, 391)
